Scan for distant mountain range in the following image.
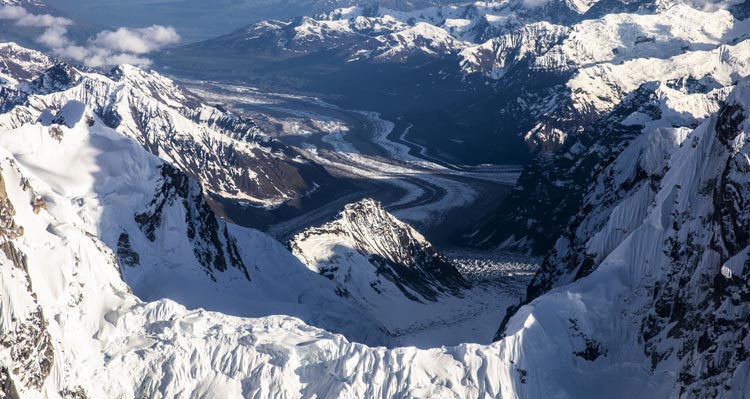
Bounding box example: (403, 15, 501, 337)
(158, 0, 750, 166)
(42, 0, 476, 43)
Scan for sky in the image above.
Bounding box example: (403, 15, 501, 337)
(0, 0, 321, 67)
(43, 0, 316, 43)
(0, 4, 181, 67)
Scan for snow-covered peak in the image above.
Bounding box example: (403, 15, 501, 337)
(567, 38, 750, 117)
(221, 0, 573, 62)
(291, 198, 469, 303)
(496, 76, 750, 397)
(505, 1, 750, 151)
(355, 21, 467, 60)
(289, 199, 490, 341)
(0, 43, 333, 208)
(106, 63, 201, 109)
(0, 42, 54, 85)
(535, 4, 744, 72)
(460, 21, 568, 78)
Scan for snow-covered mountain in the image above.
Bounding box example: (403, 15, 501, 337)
(6, 61, 750, 398)
(0, 42, 54, 85)
(288, 199, 513, 343)
(291, 198, 469, 303)
(476, 70, 733, 252)
(0, 43, 527, 397)
(497, 74, 750, 399)
(0, 42, 334, 211)
(472, 1, 750, 249)
(0, 85, 384, 329)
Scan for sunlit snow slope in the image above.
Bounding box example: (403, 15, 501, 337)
(0, 42, 333, 210)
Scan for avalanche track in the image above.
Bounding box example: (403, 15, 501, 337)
(184, 81, 521, 243)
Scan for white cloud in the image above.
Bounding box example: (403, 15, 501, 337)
(0, 5, 180, 68)
(0, 5, 27, 20)
(90, 26, 181, 54)
(49, 44, 155, 68)
(16, 13, 72, 28)
(51, 44, 88, 62)
(0, 5, 72, 27)
(37, 24, 70, 48)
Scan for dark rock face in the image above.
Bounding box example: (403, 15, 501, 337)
(0, 169, 54, 392)
(0, 87, 28, 114)
(641, 131, 750, 396)
(29, 64, 81, 94)
(716, 151, 750, 256)
(491, 85, 677, 342)
(665, 76, 723, 95)
(716, 103, 745, 146)
(2, 308, 55, 391)
(569, 318, 607, 361)
(730, 0, 750, 20)
(0, 366, 21, 399)
(135, 165, 249, 280)
(476, 83, 660, 255)
(59, 386, 89, 399)
(116, 232, 141, 268)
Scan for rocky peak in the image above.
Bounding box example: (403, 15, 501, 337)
(0, 43, 335, 209)
(134, 164, 249, 281)
(28, 63, 81, 94)
(0, 42, 53, 85)
(290, 199, 469, 303)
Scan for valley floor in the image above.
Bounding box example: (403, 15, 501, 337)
(183, 81, 521, 245)
(171, 81, 535, 348)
